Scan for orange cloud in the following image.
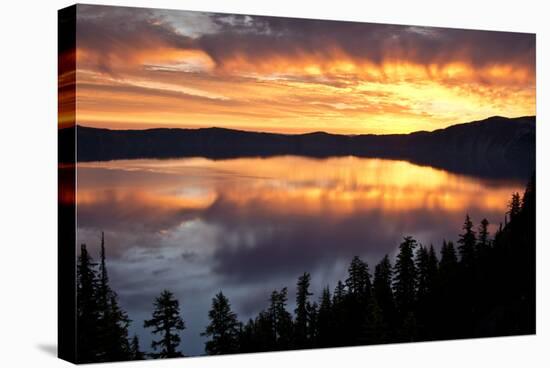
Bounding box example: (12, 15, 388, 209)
(59, 49, 76, 129)
(70, 6, 535, 134)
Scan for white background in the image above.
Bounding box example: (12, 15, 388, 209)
(0, 0, 548, 366)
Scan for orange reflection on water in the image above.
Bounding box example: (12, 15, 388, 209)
(77, 156, 523, 220)
(77, 189, 217, 211)
(212, 158, 520, 216)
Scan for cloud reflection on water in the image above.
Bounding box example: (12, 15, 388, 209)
(76, 156, 524, 355)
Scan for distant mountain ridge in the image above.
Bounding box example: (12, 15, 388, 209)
(62, 116, 535, 180)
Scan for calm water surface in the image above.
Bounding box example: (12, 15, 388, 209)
(76, 156, 525, 355)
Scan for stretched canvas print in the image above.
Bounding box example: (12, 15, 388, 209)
(58, 4, 536, 364)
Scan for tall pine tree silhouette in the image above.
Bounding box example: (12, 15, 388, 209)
(144, 290, 185, 358)
(96, 233, 131, 362)
(508, 192, 521, 221)
(316, 286, 333, 347)
(393, 236, 418, 341)
(267, 288, 293, 350)
(458, 215, 477, 269)
(77, 244, 100, 363)
(415, 245, 439, 339)
(202, 292, 241, 355)
(345, 256, 373, 344)
(294, 272, 313, 348)
(331, 280, 347, 345)
(457, 215, 478, 335)
(477, 219, 490, 251)
(373, 255, 396, 341)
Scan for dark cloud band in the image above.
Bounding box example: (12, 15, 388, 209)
(76, 5, 535, 75)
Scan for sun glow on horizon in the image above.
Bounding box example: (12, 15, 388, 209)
(60, 6, 536, 134)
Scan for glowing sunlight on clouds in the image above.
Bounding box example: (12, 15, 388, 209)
(70, 5, 536, 134)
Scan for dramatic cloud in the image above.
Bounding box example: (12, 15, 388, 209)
(196, 15, 534, 76)
(76, 6, 535, 75)
(71, 4, 536, 134)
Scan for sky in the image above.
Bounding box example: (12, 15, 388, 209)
(63, 4, 536, 134)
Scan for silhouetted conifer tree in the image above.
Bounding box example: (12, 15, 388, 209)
(98, 232, 109, 313)
(499, 175, 535, 334)
(344, 256, 373, 344)
(308, 301, 319, 345)
(95, 233, 132, 362)
(458, 215, 477, 269)
(144, 290, 185, 359)
(268, 288, 293, 350)
(457, 215, 479, 334)
(202, 292, 240, 355)
(103, 294, 132, 360)
(331, 280, 347, 345)
(316, 286, 333, 347)
(294, 273, 313, 348)
(477, 219, 490, 251)
(474, 219, 492, 316)
(333, 280, 346, 305)
(393, 237, 417, 314)
(130, 335, 145, 360)
(436, 240, 460, 337)
(415, 246, 430, 301)
(373, 255, 396, 341)
(393, 236, 418, 340)
(508, 192, 522, 221)
(77, 244, 100, 363)
(415, 245, 439, 339)
(346, 256, 372, 298)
